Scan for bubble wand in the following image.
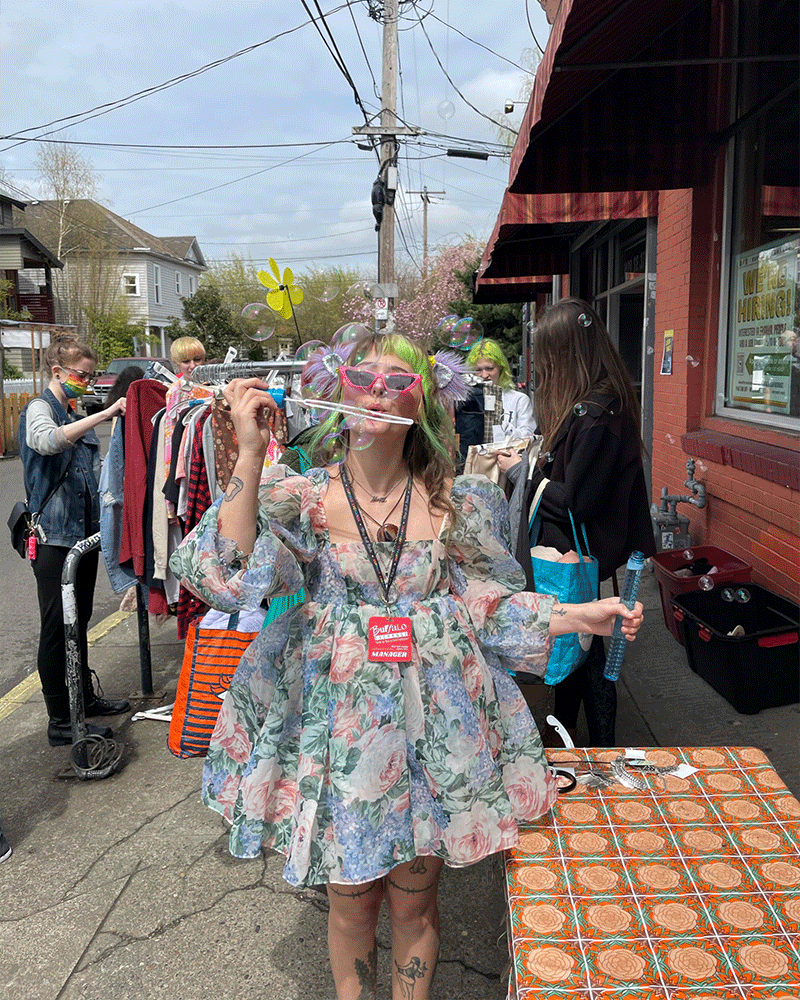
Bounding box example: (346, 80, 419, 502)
(603, 551, 645, 682)
(293, 397, 414, 426)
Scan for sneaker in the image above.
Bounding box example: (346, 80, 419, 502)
(0, 833, 12, 862)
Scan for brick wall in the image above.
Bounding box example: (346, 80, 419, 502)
(651, 190, 799, 603)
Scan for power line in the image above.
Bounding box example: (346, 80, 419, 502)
(412, 9, 514, 133)
(119, 139, 347, 217)
(346, 0, 380, 99)
(0, 10, 354, 153)
(426, 11, 535, 71)
(525, 0, 547, 55)
(301, 0, 375, 129)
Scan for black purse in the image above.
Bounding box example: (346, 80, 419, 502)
(7, 501, 31, 558)
(7, 466, 70, 559)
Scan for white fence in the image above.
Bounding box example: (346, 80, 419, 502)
(3, 379, 35, 396)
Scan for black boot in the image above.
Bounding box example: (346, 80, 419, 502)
(83, 668, 130, 716)
(47, 718, 114, 746)
(43, 693, 115, 746)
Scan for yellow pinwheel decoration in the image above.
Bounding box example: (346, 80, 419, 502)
(257, 258, 304, 320)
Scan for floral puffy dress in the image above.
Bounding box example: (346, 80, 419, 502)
(170, 466, 559, 887)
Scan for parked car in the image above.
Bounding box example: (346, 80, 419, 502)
(82, 356, 174, 414)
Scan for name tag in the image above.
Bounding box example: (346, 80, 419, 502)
(368, 616, 413, 662)
(483, 394, 496, 411)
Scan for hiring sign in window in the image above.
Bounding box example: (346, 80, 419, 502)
(729, 236, 798, 416)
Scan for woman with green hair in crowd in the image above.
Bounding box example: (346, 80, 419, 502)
(465, 337, 536, 442)
(170, 329, 643, 1000)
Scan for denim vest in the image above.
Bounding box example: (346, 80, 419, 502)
(18, 388, 101, 548)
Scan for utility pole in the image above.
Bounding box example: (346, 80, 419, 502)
(378, 0, 398, 290)
(352, 2, 420, 324)
(407, 186, 445, 277)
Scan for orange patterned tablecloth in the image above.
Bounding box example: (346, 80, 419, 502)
(506, 746, 800, 999)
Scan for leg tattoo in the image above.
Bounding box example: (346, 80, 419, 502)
(395, 957, 427, 999)
(354, 944, 377, 1000)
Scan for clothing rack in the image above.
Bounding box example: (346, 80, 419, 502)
(192, 359, 304, 384)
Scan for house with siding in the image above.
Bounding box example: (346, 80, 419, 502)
(0, 185, 63, 325)
(15, 199, 207, 356)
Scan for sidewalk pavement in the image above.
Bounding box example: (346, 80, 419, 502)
(1, 570, 797, 999)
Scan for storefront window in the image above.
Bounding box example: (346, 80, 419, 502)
(721, 0, 799, 427)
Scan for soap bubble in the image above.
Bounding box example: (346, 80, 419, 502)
(322, 430, 346, 465)
(294, 341, 327, 398)
(665, 433, 677, 444)
(331, 322, 371, 348)
(646, 346, 655, 354)
(346, 281, 370, 299)
(698, 575, 714, 591)
(573, 402, 588, 416)
(346, 424, 377, 451)
(721, 588, 736, 602)
(438, 99, 455, 121)
(249, 325, 275, 342)
(686, 355, 700, 367)
(241, 303, 275, 342)
(734, 588, 751, 603)
(695, 460, 708, 474)
(683, 549, 695, 561)
(242, 302, 268, 320)
(437, 314, 460, 339)
(316, 283, 340, 303)
(449, 317, 483, 350)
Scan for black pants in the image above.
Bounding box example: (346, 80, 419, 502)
(32, 544, 98, 720)
(553, 633, 617, 747)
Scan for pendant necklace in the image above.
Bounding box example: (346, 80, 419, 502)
(340, 465, 413, 607)
(343, 464, 406, 504)
(357, 491, 406, 542)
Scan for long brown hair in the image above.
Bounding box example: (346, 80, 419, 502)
(533, 298, 642, 458)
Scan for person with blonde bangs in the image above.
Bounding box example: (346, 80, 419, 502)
(499, 299, 655, 748)
(170, 335, 206, 379)
(465, 337, 535, 442)
(170, 330, 643, 1000)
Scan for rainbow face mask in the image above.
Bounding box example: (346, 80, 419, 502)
(61, 374, 91, 399)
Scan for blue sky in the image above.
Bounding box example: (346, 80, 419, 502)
(1, 1, 550, 278)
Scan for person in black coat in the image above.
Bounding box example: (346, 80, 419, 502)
(498, 298, 655, 747)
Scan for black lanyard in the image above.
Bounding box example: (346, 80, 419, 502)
(340, 466, 412, 607)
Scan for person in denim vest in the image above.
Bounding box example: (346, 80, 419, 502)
(19, 336, 131, 746)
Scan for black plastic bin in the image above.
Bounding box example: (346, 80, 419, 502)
(671, 585, 799, 714)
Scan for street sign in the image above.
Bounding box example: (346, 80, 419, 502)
(374, 297, 389, 320)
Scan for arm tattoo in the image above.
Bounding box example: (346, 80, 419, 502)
(223, 476, 244, 502)
(551, 606, 567, 616)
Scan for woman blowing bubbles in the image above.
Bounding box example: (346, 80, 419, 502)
(170, 332, 643, 1000)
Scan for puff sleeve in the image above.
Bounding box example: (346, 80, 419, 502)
(448, 475, 556, 675)
(169, 466, 324, 614)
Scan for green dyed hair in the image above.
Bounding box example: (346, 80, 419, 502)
(308, 331, 458, 516)
(465, 338, 513, 388)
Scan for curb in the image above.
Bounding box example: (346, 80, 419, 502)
(0, 609, 134, 724)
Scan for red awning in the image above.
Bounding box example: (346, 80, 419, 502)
(509, 0, 719, 194)
(473, 189, 657, 303)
